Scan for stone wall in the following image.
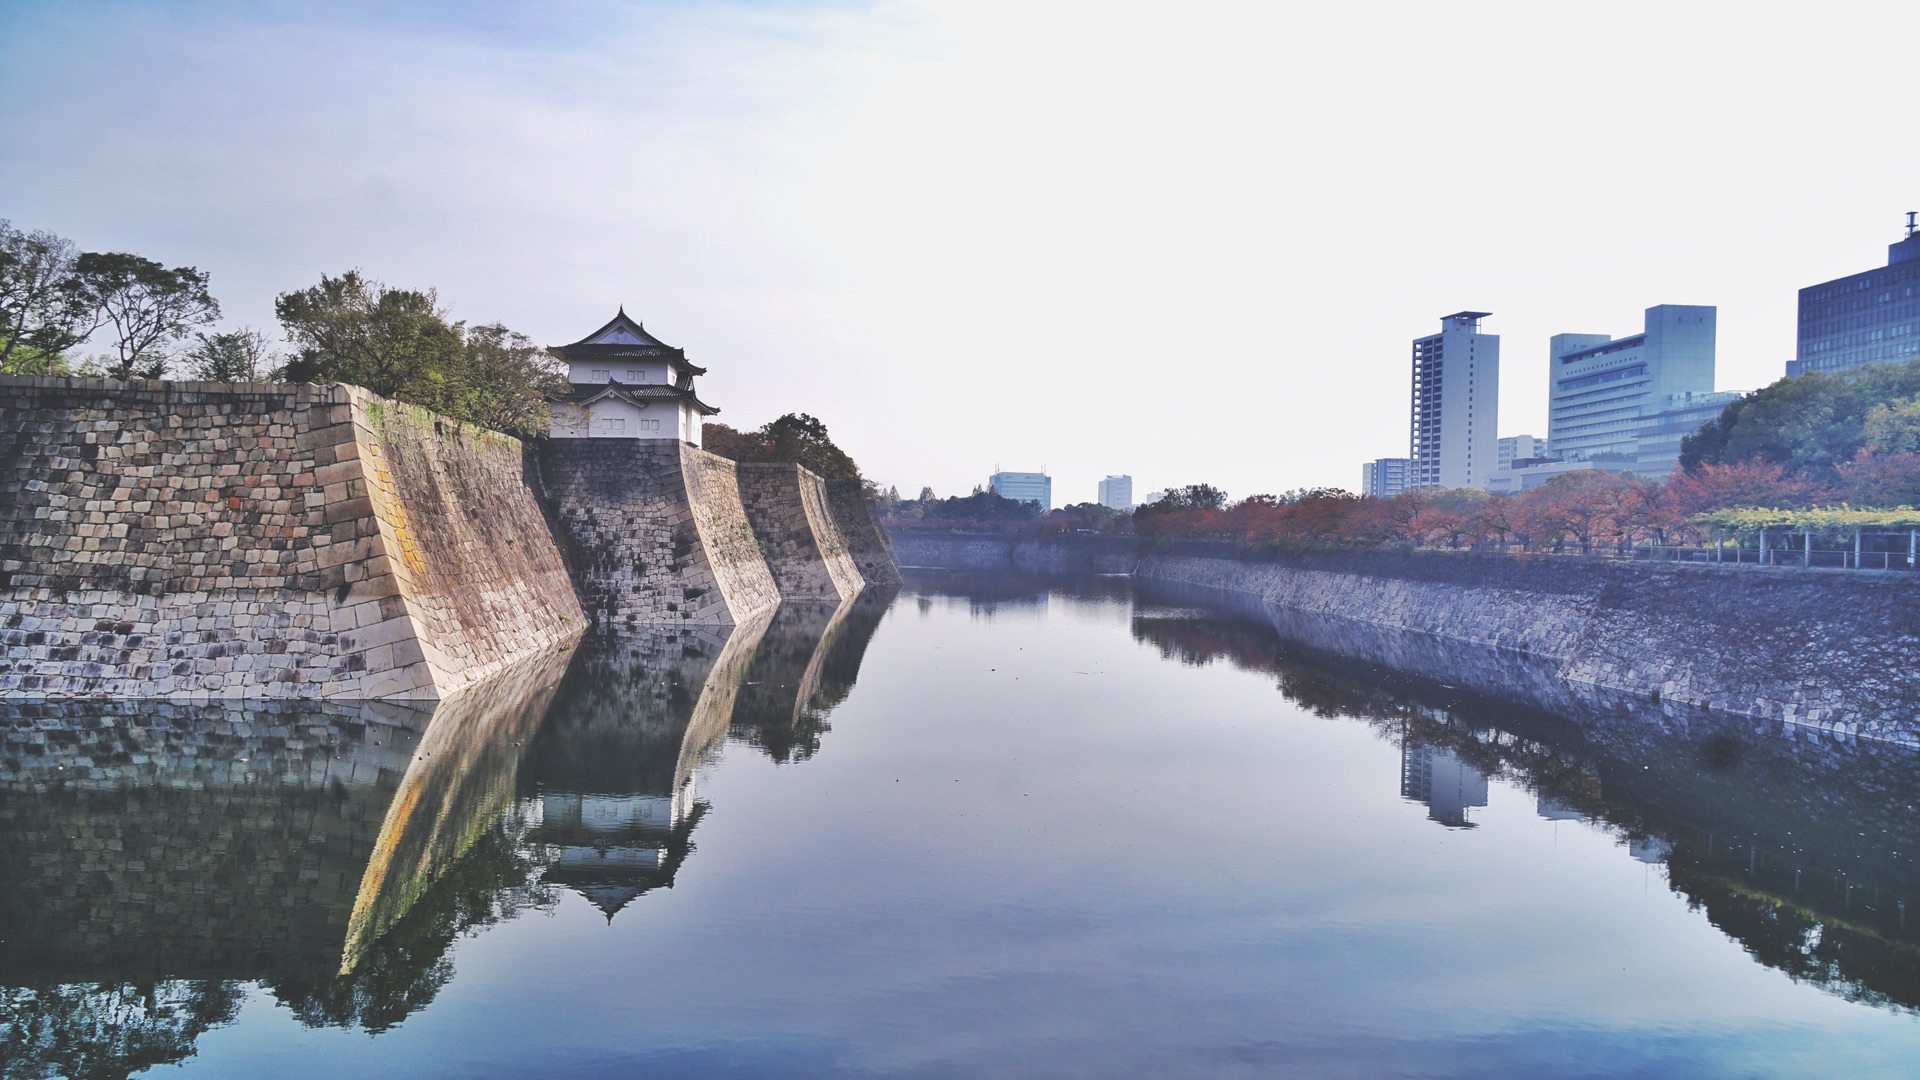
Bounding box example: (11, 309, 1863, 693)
(824, 479, 903, 586)
(536, 440, 780, 627)
(736, 463, 864, 602)
(1133, 549, 1920, 745)
(0, 375, 584, 699)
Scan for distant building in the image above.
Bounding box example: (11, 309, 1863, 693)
(1361, 457, 1411, 498)
(548, 309, 720, 445)
(1790, 215, 1920, 378)
(1097, 475, 1133, 511)
(1410, 312, 1499, 490)
(1140, 489, 1168, 506)
(1634, 389, 1741, 477)
(990, 470, 1052, 510)
(1548, 305, 1716, 463)
(1487, 435, 1550, 495)
(1497, 434, 1543, 472)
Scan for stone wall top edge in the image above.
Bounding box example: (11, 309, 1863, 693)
(0, 372, 353, 402)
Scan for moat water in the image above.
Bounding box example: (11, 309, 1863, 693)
(7, 571, 1920, 1078)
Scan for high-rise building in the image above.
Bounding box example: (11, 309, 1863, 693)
(1360, 457, 1410, 498)
(1548, 305, 1716, 462)
(1790, 216, 1920, 378)
(1097, 475, 1133, 511)
(990, 470, 1052, 510)
(1410, 312, 1499, 490)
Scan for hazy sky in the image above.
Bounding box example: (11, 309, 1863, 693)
(4, 1, 1916, 502)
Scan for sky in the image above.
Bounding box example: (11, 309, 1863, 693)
(3, 0, 1917, 504)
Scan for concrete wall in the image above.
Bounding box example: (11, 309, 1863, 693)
(825, 479, 903, 587)
(537, 440, 781, 627)
(736, 463, 864, 602)
(1133, 549, 1920, 745)
(0, 376, 584, 700)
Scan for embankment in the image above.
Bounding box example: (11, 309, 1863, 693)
(891, 530, 1920, 743)
(1, 375, 584, 699)
(1135, 550, 1920, 742)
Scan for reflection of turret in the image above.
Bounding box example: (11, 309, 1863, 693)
(517, 614, 771, 918)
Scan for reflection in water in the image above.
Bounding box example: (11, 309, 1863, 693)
(8, 574, 1920, 1074)
(1125, 577, 1920, 1014)
(0, 591, 897, 1078)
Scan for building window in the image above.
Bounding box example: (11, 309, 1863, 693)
(590, 368, 610, 382)
(595, 417, 625, 434)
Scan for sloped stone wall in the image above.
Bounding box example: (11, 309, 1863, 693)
(824, 479, 903, 586)
(1133, 549, 1920, 745)
(737, 463, 864, 602)
(0, 375, 583, 699)
(537, 440, 780, 627)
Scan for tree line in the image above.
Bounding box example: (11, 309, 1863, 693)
(2, 220, 566, 438)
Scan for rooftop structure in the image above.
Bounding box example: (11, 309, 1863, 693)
(548, 309, 720, 445)
(1790, 214, 1920, 378)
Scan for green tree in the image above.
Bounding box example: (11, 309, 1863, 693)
(1681, 359, 1920, 473)
(0, 220, 97, 373)
(702, 413, 862, 479)
(1862, 395, 1920, 454)
(73, 251, 221, 378)
(274, 271, 464, 404)
(453, 322, 570, 439)
(184, 327, 274, 381)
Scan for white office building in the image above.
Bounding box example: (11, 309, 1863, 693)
(1410, 312, 1499, 490)
(990, 471, 1052, 510)
(1361, 457, 1411, 498)
(1097, 475, 1133, 511)
(1548, 305, 1715, 463)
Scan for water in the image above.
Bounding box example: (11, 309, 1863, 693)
(7, 572, 1920, 1078)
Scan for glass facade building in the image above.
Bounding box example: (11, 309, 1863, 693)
(1790, 227, 1920, 378)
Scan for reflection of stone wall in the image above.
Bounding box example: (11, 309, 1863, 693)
(538, 441, 780, 627)
(738, 464, 863, 602)
(825, 480, 903, 586)
(1135, 550, 1920, 744)
(0, 376, 584, 699)
(0, 701, 426, 983)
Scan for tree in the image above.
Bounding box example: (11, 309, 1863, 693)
(701, 413, 861, 480)
(1835, 449, 1920, 508)
(0, 220, 97, 373)
(1681, 359, 1920, 474)
(274, 271, 464, 404)
(184, 327, 274, 381)
(1862, 396, 1920, 455)
(72, 251, 221, 378)
(454, 322, 570, 439)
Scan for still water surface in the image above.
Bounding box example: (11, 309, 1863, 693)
(6, 572, 1920, 1077)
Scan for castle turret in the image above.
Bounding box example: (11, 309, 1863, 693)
(549, 309, 719, 445)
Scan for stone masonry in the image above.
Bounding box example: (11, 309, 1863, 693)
(737, 463, 864, 603)
(825, 478, 903, 587)
(0, 376, 584, 699)
(537, 440, 782, 627)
